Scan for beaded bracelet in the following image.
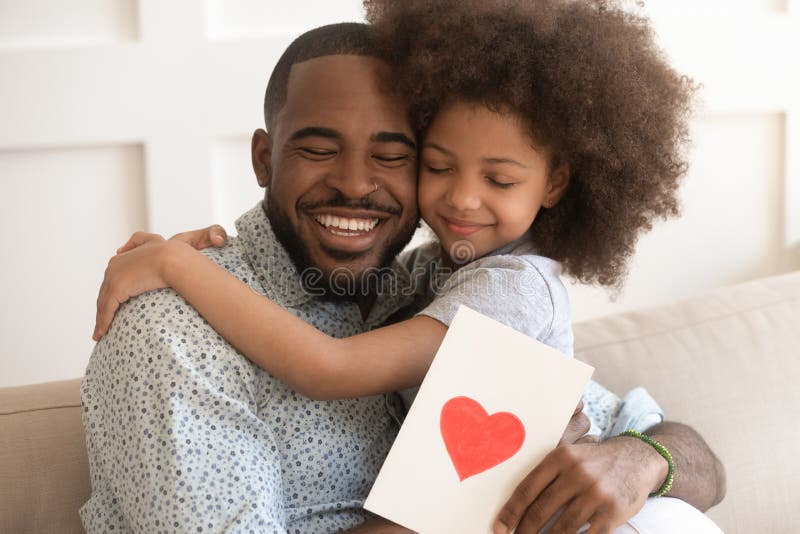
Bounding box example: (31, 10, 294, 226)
(618, 429, 674, 497)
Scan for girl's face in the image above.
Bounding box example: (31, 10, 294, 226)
(418, 101, 569, 266)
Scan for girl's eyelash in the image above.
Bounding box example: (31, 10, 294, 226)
(487, 177, 516, 189)
(426, 166, 451, 174)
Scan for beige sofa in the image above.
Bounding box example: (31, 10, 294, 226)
(2, 271, 799, 533)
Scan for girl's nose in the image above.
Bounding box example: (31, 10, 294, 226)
(445, 176, 482, 211)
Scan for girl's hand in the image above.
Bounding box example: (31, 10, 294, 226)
(93, 237, 185, 341)
(116, 225, 228, 254)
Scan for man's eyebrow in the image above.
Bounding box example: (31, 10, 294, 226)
(371, 132, 417, 150)
(288, 127, 342, 142)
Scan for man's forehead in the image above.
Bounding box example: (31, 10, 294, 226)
(276, 54, 412, 140)
(289, 54, 389, 86)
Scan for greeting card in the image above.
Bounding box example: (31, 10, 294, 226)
(364, 305, 594, 533)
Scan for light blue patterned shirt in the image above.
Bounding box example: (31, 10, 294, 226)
(82, 202, 416, 533)
(82, 202, 662, 534)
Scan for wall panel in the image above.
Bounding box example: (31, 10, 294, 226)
(0, 0, 138, 49)
(0, 145, 146, 386)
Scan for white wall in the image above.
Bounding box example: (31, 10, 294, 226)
(1, 0, 798, 387)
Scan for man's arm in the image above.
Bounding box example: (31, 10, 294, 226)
(645, 421, 726, 510)
(492, 420, 725, 534)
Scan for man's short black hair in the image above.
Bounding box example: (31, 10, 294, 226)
(263, 22, 377, 131)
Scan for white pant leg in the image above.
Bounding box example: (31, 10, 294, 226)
(569, 498, 721, 534)
(621, 497, 723, 534)
(546, 497, 722, 533)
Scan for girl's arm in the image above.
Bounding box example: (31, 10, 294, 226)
(160, 241, 446, 400)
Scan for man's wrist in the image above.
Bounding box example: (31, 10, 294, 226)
(616, 433, 671, 495)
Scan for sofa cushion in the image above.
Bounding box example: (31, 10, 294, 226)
(574, 271, 800, 534)
(0, 378, 88, 534)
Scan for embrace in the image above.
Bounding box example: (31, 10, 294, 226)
(82, 1, 725, 532)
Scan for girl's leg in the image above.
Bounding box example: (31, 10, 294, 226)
(622, 497, 723, 534)
(548, 497, 722, 533)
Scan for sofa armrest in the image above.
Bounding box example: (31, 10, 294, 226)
(0, 378, 88, 534)
(574, 271, 800, 533)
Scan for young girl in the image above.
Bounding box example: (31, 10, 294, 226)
(95, 0, 691, 429)
(91, 2, 700, 531)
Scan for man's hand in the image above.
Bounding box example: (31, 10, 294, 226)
(116, 225, 228, 254)
(493, 435, 665, 534)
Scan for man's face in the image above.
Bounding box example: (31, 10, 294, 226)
(253, 55, 419, 296)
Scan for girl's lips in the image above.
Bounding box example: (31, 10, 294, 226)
(441, 216, 487, 236)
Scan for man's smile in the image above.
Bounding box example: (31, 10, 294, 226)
(304, 208, 392, 253)
(313, 213, 380, 235)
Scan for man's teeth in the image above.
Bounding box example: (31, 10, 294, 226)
(313, 214, 380, 233)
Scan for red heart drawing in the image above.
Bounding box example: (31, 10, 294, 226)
(440, 396, 526, 481)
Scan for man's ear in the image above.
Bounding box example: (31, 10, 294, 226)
(251, 128, 273, 188)
(544, 161, 570, 207)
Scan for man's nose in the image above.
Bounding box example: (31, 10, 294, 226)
(323, 151, 375, 199)
(446, 175, 482, 211)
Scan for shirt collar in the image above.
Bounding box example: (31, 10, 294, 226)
(490, 233, 537, 257)
(234, 201, 314, 308)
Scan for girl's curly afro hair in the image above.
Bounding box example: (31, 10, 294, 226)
(365, 0, 696, 289)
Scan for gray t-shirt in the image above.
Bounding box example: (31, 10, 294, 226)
(416, 239, 573, 356)
(398, 238, 663, 437)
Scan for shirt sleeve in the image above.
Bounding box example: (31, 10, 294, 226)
(582, 380, 665, 439)
(417, 255, 557, 341)
(81, 289, 288, 533)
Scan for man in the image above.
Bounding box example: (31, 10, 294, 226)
(83, 22, 724, 533)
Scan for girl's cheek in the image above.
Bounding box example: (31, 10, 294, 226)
(416, 175, 439, 205)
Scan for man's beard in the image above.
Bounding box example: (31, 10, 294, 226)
(265, 189, 418, 302)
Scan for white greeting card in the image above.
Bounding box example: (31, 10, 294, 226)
(364, 305, 594, 533)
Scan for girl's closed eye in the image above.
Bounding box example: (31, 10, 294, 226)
(424, 163, 453, 174)
(486, 175, 518, 189)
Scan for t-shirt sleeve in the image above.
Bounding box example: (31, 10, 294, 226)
(417, 255, 557, 341)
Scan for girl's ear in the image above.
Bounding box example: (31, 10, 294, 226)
(251, 128, 273, 188)
(544, 162, 570, 208)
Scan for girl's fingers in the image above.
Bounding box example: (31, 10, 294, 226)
(94, 289, 124, 341)
(170, 224, 227, 250)
(116, 237, 136, 254)
(208, 224, 228, 247)
(93, 279, 109, 340)
(116, 231, 163, 254)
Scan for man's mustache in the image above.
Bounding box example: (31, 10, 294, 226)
(298, 193, 402, 216)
